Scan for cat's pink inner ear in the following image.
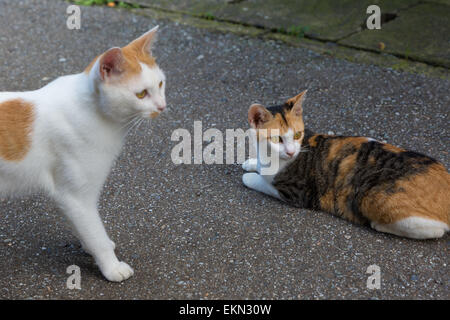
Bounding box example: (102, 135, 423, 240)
(289, 90, 307, 117)
(99, 47, 124, 80)
(248, 104, 272, 128)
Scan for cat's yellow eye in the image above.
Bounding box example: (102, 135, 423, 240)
(271, 136, 281, 144)
(159, 81, 163, 89)
(136, 89, 147, 99)
(294, 131, 303, 140)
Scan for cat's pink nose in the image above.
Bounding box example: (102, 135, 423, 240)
(286, 151, 295, 157)
(157, 103, 166, 112)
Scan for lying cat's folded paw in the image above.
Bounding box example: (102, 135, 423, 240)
(101, 261, 134, 282)
(242, 158, 257, 172)
(242, 172, 259, 188)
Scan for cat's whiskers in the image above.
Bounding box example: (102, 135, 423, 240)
(299, 147, 309, 153)
(122, 111, 143, 124)
(133, 118, 146, 135)
(124, 117, 145, 137)
(119, 113, 141, 132)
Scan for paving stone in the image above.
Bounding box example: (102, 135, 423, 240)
(339, 3, 450, 68)
(135, 0, 422, 41)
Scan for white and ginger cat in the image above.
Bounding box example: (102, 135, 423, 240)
(243, 91, 450, 239)
(0, 26, 166, 281)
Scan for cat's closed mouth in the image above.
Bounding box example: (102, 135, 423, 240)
(150, 111, 161, 118)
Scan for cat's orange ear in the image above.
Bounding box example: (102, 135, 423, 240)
(99, 47, 125, 80)
(127, 26, 159, 55)
(287, 90, 307, 117)
(248, 104, 273, 128)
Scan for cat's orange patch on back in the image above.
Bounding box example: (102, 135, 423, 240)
(326, 137, 367, 162)
(361, 163, 450, 225)
(334, 153, 368, 223)
(308, 135, 320, 147)
(319, 190, 334, 213)
(319, 151, 367, 224)
(382, 143, 404, 153)
(0, 99, 34, 161)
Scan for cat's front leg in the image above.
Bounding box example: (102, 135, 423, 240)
(80, 238, 116, 254)
(242, 172, 281, 199)
(56, 195, 133, 282)
(242, 158, 258, 172)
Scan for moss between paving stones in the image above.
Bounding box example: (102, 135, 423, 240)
(134, 0, 422, 41)
(81, 0, 449, 77)
(339, 3, 450, 68)
(421, 0, 450, 5)
(133, 7, 265, 38)
(131, 6, 449, 79)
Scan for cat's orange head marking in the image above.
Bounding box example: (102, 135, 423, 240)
(248, 90, 307, 140)
(0, 99, 34, 161)
(83, 26, 166, 120)
(84, 26, 158, 82)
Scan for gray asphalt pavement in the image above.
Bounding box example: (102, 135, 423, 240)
(0, 0, 448, 299)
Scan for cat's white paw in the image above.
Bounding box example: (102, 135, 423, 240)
(242, 158, 258, 172)
(242, 172, 259, 188)
(243, 172, 281, 199)
(101, 261, 134, 282)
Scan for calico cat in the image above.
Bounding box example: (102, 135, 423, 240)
(0, 26, 166, 281)
(242, 90, 450, 239)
